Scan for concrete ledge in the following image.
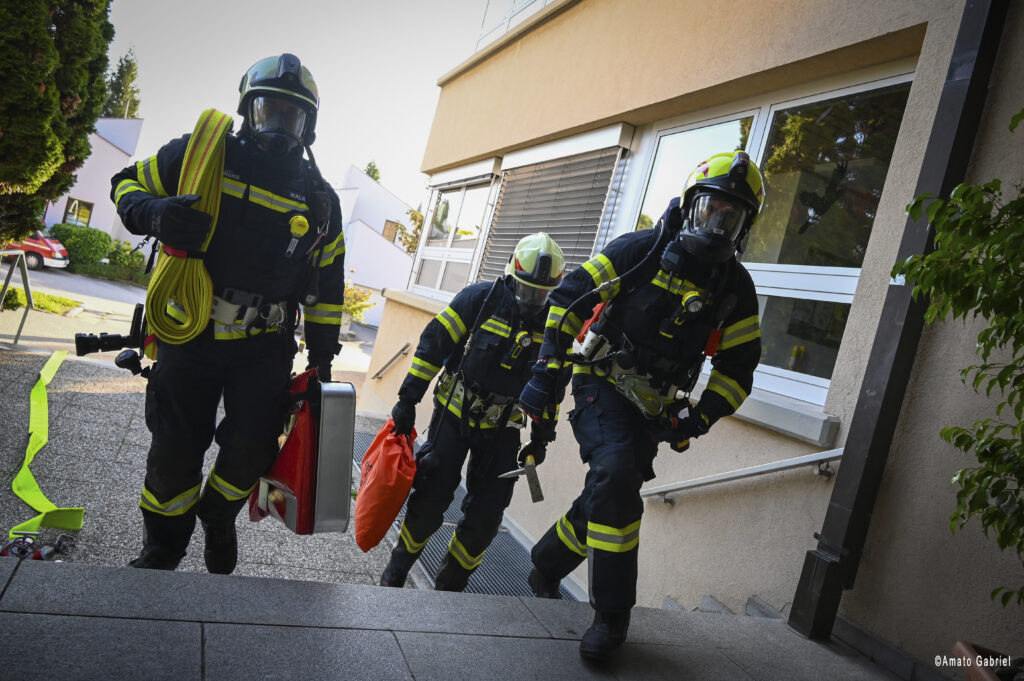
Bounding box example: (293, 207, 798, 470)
(382, 288, 446, 315)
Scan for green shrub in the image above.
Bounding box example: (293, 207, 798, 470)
(50, 223, 112, 265)
(108, 239, 145, 269)
(341, 283, 376, 323)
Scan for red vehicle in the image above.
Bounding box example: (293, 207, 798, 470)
(11, 230, 70, 270)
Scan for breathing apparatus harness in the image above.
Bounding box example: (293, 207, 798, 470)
(551, 208, 738, 420)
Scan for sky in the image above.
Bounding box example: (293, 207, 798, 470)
(106, 0, 489, 210)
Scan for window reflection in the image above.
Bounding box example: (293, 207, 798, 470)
(451, 184, 489, 249)
(636, 117, 752, 230)
(427, 188, 464, 247)
(744, 83, 911, 267)
(757, 295, 850, 379)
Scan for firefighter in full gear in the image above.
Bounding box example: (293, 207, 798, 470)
(382, 233, 566, 592)
(110, 54, 345, 574)
(519, 151, 764, 662)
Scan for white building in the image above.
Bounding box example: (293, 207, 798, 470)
(43, 118, 143, 246)
(335, 165, 414, 327)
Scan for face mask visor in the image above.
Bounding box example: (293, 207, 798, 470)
(515, 280, 551, 315)
(250, 95, 307, 142)
(689, 192, 749, 243)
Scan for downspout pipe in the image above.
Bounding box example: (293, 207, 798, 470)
(788, 0, 1011, 640)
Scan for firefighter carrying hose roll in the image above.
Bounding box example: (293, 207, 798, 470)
(519, 151, 765, 663)
(109, 54, 345, 574)
(382, 233, 566, 592)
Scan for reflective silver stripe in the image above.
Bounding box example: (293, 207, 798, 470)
(248, 185, 308, 213)
(221, 177, 246, 199)
(436, 306, 467, 343)
(706, 370, 747, 410)
(586, 519, 641, 553)
(448, 533, 484, 570)
(718, 315, 761, 350)
(319, 232, 346, 267)
(139, 484, 200, 517)
(400, 522, 428, 553)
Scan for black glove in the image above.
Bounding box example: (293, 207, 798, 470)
(517, 438, 547, 467)
(139, 194, 211, 252)
(652, 411, 710, 447)
(391, 397, 416, 436)
(519, 364, 558, 420)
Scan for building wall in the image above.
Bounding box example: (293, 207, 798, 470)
(843, 1, 1024, 660)
(343, 219, 414, 327)
(409, 0, 1023, 667)
(43, 134, 136, 245)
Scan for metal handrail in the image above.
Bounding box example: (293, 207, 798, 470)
(371, 342, 411, 380)
(641, 448, 844, 505)
(1, 250, 34, 344)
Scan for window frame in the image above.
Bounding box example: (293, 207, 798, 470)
(611, 63, 915, 406)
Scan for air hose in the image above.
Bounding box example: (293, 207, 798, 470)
(145, 109, 233, 345)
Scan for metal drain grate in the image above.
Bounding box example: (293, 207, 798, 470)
(353, 430, 576, 600)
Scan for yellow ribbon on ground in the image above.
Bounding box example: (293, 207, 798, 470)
(8, 351, 84, 539)
(145, 108, 233, 345)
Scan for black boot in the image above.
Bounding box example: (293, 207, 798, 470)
(202, 521, 237, 575)
(128, 546, 184, 570)
(380, 541, 420, 587)
(579, 610, 631, 663)
(528, 567, 562, 599)
(433, 554, 473, 592)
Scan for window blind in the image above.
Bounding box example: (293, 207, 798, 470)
(477, 146, 622, 282)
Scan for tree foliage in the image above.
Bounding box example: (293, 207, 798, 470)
(0, 1, 114, 243)
(397, 207, 423, 255)
(364, 160, 381, 182)
(892, 109, 1024, 606)
(341, 282, 375, 323)
(100, 48, 140, 118)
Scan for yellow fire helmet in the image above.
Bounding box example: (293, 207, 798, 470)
(679, 151, 766, 262)
(505, 232, 565, 314)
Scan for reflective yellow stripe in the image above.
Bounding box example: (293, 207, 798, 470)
(247, 184, 309, 213)
(114, 179, 148, 206)
(718, 315, 761, 351)
(448, 533, 485, 570)
(135, 155, 167, 197)
(586, 519, 641, 553)
(165, 300, 187, 323)
(304, 301, 344, 325)
(139, 484, 200, 517)
(541, 404, 560, 421)
(400, 522, 428, 553)
(436, 306, 467, 343)
(207, 466, 253, 501)
(434, 381, 506, 430)
(582, 254, 620, 301)
(545, 306, 582, 336)
(480, 318, 511, 338)
(556, 514, 587, 556)
(408, 356, 442, 382)
(706, 370, 747, 410)
(319, 232, 346, 267)
(221, 176, 246, 199)
(531, 331, 545, 344)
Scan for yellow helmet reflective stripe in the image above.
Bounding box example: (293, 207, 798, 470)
(505, 232, 566, 290)
(681, 151, 765, 219)
(238, 54, 319, 115)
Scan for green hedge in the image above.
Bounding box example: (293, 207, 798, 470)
(108, 239, 146, 269)
(49, 223, 112, 265)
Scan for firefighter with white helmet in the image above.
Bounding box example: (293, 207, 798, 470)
(519, 151, 765, 662)
(382, 233, 566, 591)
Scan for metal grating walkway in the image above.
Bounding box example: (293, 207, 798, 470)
(353, 430, 576, 599)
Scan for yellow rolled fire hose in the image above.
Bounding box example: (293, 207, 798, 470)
(9, 351, 83, 539)
(145, 108, 233, 346)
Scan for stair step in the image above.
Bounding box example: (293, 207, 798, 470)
(745, 595, 785, 619)
(696, 595, 736, 615)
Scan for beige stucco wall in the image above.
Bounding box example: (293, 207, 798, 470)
(842, 1, 1024, 662)
(407, 0, 1023, 669)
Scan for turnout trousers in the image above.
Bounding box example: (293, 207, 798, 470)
(397, 403, 521, 582)
(531, 377, 657, 613)
(139, 327, 294, 558)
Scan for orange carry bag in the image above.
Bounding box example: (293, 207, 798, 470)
(353, 418, 417, 552)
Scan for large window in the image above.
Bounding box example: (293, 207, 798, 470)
(634, 74, 912, 404)
(63, 197, 93, 227)
(414, 180, 498, 295)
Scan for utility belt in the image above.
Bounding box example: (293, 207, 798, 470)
(435, 371, 526, 430)
(211, 288, 289, 327)
(575, 329, 684, 419)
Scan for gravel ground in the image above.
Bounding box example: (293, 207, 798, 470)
(0, 345, 405, 587)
